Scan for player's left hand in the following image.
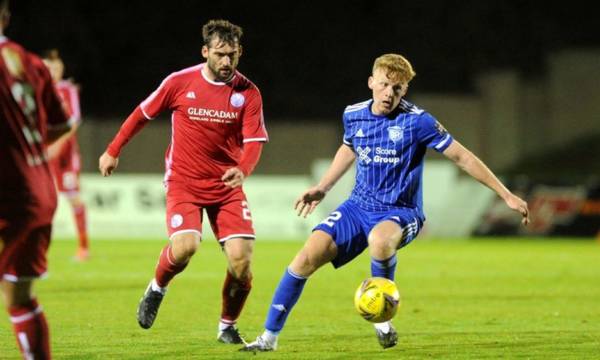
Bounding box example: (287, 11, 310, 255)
(222, 167, 245, 188)
(504, 193, 530, 226)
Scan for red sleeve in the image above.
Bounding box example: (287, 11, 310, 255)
(35, 57, 69, 130)
(238, 141, 263, 177)
(242, 87, 268, 143)
(139, 75, 176, 119)
(64, 81, 81, 126)
(106, 106, 149, 157)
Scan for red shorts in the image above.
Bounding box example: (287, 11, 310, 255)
(0, 217, 51, 282)
(51, 146, 81, 195)
(165, 180, 255, 242)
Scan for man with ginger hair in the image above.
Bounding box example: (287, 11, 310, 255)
(242, 53, 529, 352)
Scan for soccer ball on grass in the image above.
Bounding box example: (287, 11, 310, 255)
(354, 277, 400, 323)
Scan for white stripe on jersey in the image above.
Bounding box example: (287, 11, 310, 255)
(163, 113, 175, 183)
(344, 99, 370, 113)
(434, 134, 451, 150)
(243, 137, 268, 143)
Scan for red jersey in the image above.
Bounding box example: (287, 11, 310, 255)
(0, 37, 69, 222)
(139, 63, 268, 183)
(50, 79, 81, 172)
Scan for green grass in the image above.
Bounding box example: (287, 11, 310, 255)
(1, 238, 600, 359)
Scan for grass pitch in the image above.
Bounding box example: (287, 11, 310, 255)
(1, 237, 599, 359)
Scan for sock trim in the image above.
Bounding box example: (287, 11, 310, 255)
(10, 307, 42, 324)
(286, 267, 307, 280)
(371, 254, 397, 269)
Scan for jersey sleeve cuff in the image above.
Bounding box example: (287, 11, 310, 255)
(433, 135, 453, 152)
(243, 137, 268, 143)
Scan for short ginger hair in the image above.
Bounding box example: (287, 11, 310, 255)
(372, 54, 416, 83)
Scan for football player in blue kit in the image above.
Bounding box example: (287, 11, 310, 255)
(242, 53, 530, 351)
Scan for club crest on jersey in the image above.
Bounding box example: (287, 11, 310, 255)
(170, 214, 183, 228)
(388, 126, 403, 143)
(230, 93, 245, 107)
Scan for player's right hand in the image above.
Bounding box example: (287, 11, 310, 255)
(99, 151, 119, 177)
(294, 186, 327, 218)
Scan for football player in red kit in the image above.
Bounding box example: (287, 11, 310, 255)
(99, 19, 267, 344)
(42, 49, 89, 261)
(0, 0, 71, 358)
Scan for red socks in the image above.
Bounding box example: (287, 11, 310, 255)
(154, 245, 188, 287)
(73, 204, 88, 250)
(221, 271, 252, 324)
(9, 298, 51, 360)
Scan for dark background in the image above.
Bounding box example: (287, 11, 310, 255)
(6, 0, 598, 119)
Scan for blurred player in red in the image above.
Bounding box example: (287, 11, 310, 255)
(0, 0, 71, 358)
(42, 49, 89, 261)
(99, 19, 268, 343)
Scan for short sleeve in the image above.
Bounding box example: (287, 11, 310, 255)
(242, 88, 268, 143)
(63, 82, 81, 126)
(342, 112, 353, 147)
(139, 75, 176, 119)
(417, 113, 453, 152)
(37, 59, 69, 130)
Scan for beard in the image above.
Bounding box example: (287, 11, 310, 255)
(207, 61, 234, 82)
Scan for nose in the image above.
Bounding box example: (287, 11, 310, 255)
(222, 56, 232, 66)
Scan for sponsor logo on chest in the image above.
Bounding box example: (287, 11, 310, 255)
(185, 92, 243, 124)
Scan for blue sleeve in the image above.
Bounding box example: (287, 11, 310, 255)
(416, 113, 453, 152)
(342, 112, 353, 147)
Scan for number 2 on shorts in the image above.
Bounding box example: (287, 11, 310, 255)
(321, 211, 342, 227)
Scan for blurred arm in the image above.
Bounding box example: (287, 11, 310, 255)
(443, 140, 530, 225)
(294, 144, 355, 217)
(47, 122, 79, 160)
(105, 106, 149, 157)
(316, 144, 356, 193)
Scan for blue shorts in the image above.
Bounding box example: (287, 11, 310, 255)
(313, 200, 422, 268)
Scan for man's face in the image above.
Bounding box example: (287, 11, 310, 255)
(368, 68, 407, 116)
(42, 58, 64, 83)
(202, 37, 242, 82)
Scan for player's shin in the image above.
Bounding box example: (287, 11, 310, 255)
(154, 245, 189, 288)
(263, 267, 307, 335)
(220, 271, 252, 327)
(9, 298, 51, 360)
(370, 254, 397, 281)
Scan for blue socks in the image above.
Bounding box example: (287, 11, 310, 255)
(264, 267, 307, 333)
(371, 254, 397, 281)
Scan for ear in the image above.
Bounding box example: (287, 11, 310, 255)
(368, 76, 374, 90)
(201, 45, 209, 60)
(238, 45, 243, 58)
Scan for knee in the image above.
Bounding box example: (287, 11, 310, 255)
(69, 196, 83, 208)
(291, 250, 319, 277)
(1, 283, 32, 308)
(228, 254, 252, 280)
(368, 233, 398, 255)
(171, 233, 200, 261)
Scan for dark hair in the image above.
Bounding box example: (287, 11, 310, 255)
(202, 19, 243, 48)
(41, 48, 61, 61)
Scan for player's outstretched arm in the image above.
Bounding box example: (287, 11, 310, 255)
(98, 151, 119, 177)
(443, 140, 530, 225)
(295, 144, 355, 217)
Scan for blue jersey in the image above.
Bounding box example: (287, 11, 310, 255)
(342, 99, 453, 221)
